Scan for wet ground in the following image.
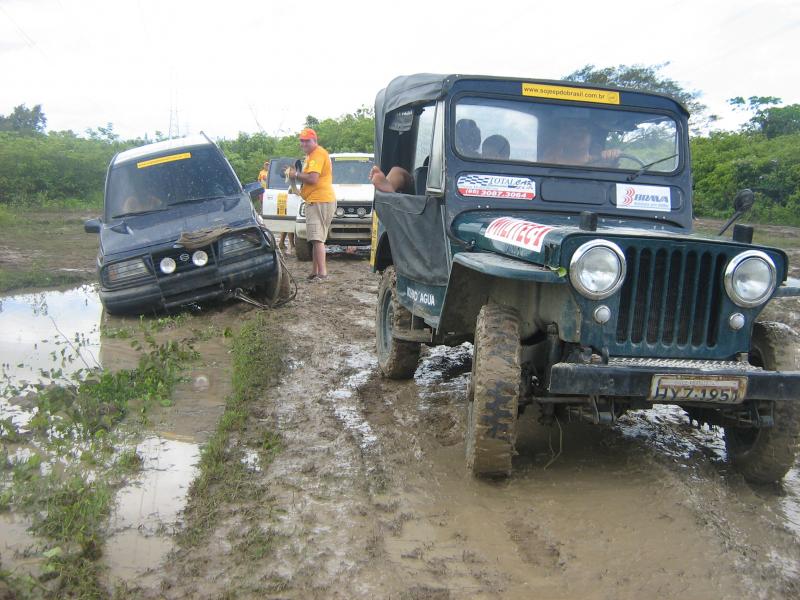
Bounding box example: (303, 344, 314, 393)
(0, 287, 247, 588)
(2, 227, 800, 598)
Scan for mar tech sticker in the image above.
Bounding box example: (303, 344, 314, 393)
(616, 184, 671, 212)
(457, 174, 536, 200)
(484, 217, 554, 252)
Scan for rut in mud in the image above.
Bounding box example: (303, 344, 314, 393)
(146, 250, 800, 600)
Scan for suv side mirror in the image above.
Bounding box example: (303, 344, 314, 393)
(84, 218, 101, 233)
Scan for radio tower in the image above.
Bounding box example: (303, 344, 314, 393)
(168, 104, 180, 139)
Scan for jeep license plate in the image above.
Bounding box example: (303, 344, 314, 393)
(649, 375, 747, 404)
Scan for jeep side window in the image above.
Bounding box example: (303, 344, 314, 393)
(381, 104, 435, 195)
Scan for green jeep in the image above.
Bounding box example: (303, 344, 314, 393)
(369, 74, 800, 483)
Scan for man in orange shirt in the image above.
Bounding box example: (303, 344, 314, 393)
(286, 128, 336, 280)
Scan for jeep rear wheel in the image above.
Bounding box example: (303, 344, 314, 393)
(295, 236, 312, 262)
(465, 303, 521, 478)
(724, 321, 800, 484)
(376, 266, 420, 379)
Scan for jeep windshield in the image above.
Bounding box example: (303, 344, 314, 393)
(332, 157, 375, 184)
(106, 146, 240, 218)
(454, 97, 680, 172)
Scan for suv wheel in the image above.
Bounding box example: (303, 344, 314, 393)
(465, 303, 521, 478)
(724, 321, 800, 484)
(295, 236, 312, 261)
(376, 266, 420, 379)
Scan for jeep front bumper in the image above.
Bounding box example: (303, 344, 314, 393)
(547, 357, 800, 403)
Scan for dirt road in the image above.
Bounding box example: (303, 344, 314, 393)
(148, 250, 799, 600)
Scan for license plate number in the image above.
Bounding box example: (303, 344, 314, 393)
(649, 375, 747, 404)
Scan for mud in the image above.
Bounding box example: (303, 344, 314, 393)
(2, 221, 800, 598)
(148, 249, 798, 599)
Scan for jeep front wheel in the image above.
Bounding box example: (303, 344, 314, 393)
(465, 303, 521, 478)
(376, 266, 420, 379)
(295, 236, 312, 262)
(724, 321, 800, 484)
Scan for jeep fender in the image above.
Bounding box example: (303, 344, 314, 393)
(437, 251, 579, 341)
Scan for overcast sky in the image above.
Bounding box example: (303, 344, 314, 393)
(1, 0, 798, 141)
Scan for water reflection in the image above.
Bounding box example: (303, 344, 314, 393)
(105, 435, 200, 584)
(0, 285, 102, 423)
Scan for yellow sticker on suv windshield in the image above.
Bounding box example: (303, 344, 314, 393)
(522, 83, 620, 105)
(137, 152, 192, 169)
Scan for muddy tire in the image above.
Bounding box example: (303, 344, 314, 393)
(724, 321, 800, 484)
(465, 303, 521, 478)
(376, 266, 420, 379)
(295, 236, 312, 262)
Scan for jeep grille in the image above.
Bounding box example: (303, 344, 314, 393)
(615, 245, 730, 349)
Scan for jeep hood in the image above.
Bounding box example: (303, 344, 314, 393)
(100, 195, 255, 257)
(451, 211, 785, 270)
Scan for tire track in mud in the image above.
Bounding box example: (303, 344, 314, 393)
(158, 254, 799, 599)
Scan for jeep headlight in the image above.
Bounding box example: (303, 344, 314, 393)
(104, 257, 149, 285)
(569, 240, 626, 300)
(724, 250, 776, 308)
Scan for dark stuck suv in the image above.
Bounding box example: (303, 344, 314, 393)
(85, 134, 280, 315)
(370, 74, 800, 483)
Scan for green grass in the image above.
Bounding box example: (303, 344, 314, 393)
(179, 311, 284, 547)
(0, 266, 89, 293)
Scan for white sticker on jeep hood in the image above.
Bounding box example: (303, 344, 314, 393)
(484, 217, 554, 252)
(457, 174, 535, 200)
(616, 183, 671, 212)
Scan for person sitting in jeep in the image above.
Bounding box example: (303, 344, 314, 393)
(542, 117, 621, 166)
(369, 164, 413, 194)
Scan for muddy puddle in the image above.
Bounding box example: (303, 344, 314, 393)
(0, 284, 243, 587)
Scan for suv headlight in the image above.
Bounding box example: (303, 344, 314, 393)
(220, 231, 262, 257)
(724, 250, 776, 308)
(569, 240, 626, 300)
(104, 257, 149, 285)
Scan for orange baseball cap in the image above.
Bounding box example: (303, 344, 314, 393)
(299, 127, 317, 140)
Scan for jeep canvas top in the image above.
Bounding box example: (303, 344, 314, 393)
(370, 74, 800, 482)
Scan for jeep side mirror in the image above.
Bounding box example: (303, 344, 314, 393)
(84, 218, 101, 233)
(717, 189, 755, 236)
(733, 188, 755, 213)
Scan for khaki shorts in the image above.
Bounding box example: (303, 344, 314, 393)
(305, 201, 336, 242)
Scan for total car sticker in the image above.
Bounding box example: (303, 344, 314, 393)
(406, 285, 436, 307)
(616, 184, 671, 212)
(484, 217, 554, 253)
(457, 174, 536, 200)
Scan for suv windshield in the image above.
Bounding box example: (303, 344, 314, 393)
(454, 97, 680, 172)
(332, 157, 374, 184)
(107, 146, 240, 218)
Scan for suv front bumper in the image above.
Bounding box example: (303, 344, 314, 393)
(100, 251, 277, 314)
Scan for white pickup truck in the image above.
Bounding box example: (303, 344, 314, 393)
(263, 152, 375, 261)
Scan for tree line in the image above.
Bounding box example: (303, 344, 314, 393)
(1, 65, 798, 224)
